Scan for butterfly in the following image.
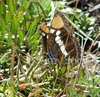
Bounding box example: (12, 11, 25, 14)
(40, 11, 81, 63)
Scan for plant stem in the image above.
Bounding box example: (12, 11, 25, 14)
(10, 42, 16, 97)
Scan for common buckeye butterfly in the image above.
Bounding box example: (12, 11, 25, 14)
(40, 11, 81, 63)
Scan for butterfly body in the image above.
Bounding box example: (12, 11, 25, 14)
(40, 11, 81, 63)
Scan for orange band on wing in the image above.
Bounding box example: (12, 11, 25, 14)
(41, 20, 49, 34)
(52, 15, 64, 29)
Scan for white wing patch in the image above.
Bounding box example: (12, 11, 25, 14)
(55, 36, 60, 41)
(55, 30, 68, 57)
(42, 32, 46, 36)
(47, 35, 49, 39)
(60, 45, 68, 57)
(56, 40, 63, 47)
(50, 29, 55, 34)
(56, 30, 61, 36)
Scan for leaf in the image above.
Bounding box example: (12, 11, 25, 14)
(5, 11, 11, 24)
(0, 1, 5, 18)
(61, 66, 66, 74)
(38, 0, 52, 11)
(0, 52, 10, 64)
(0, 19, 5, 41)
(7, 32, 12, 46)
(26, 21, 31, 31)
(29, 31, 40, 52)
(8, 2, 15, 14)
(18, 28, 24, 43)
(17, 11, 24, 23)
(26, 18, 38, 38)
(11, 16, 19, 34)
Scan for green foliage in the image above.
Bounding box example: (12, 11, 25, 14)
(0, 0, 52, 96)
(0, 0, 100, 97)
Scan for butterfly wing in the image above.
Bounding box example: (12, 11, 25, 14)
(40, 12, 81, 63)
(50, 12, 81, 61)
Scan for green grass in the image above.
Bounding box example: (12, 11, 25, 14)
(0, 0, 100, 97)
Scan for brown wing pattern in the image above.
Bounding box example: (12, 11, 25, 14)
(40, 11, 81, 63)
